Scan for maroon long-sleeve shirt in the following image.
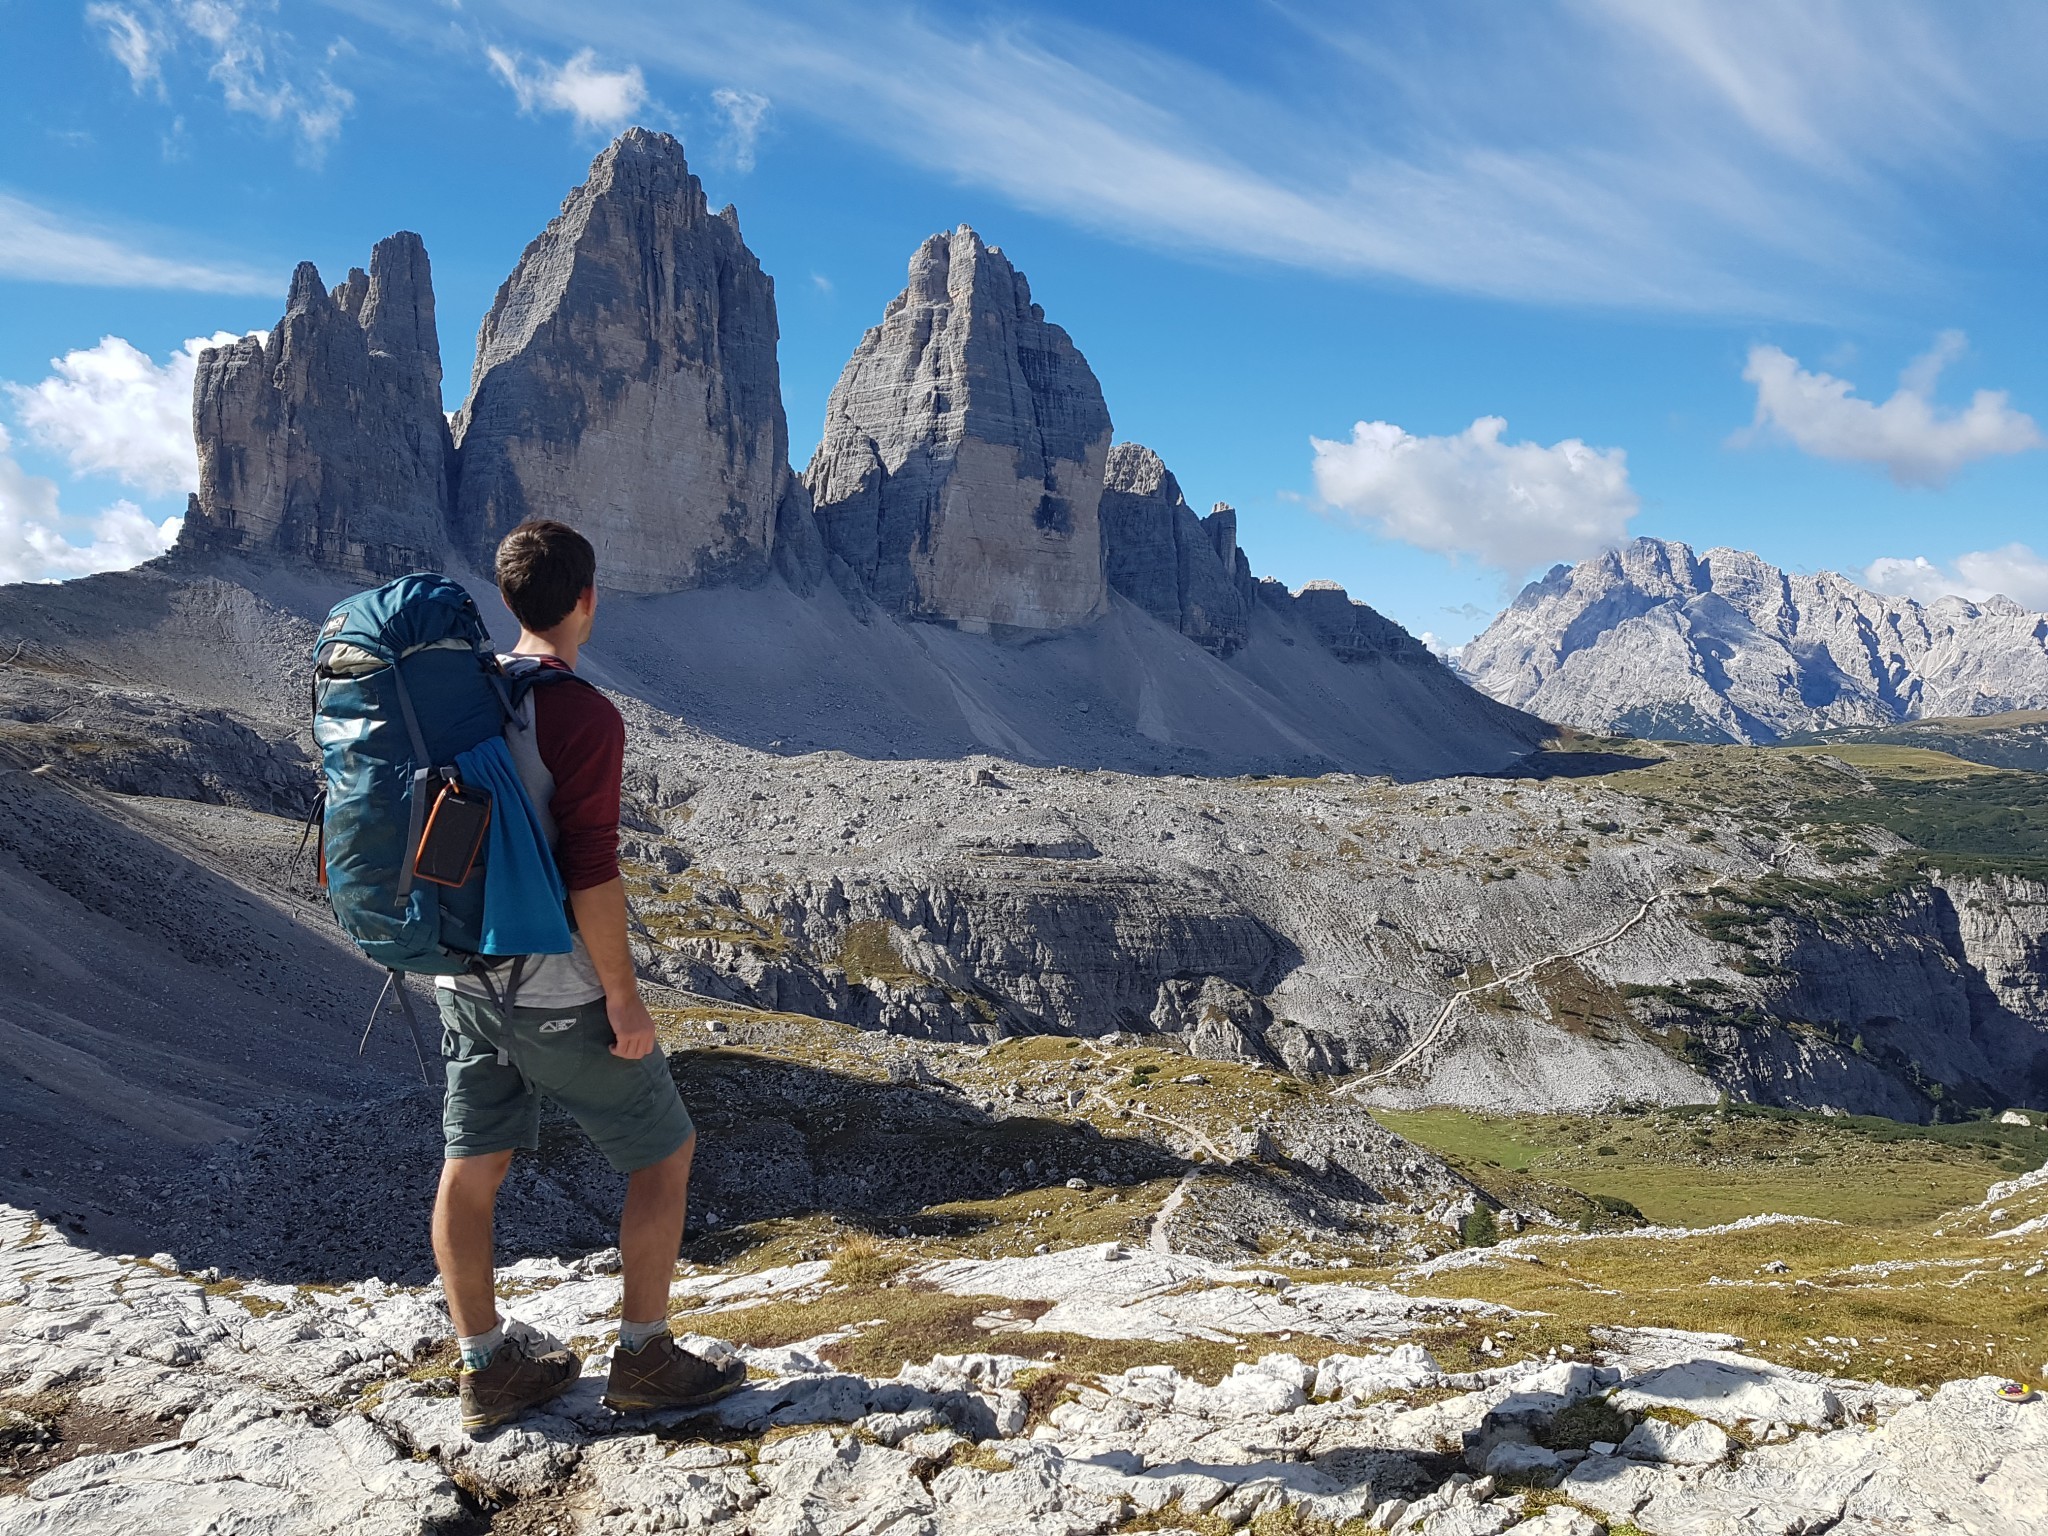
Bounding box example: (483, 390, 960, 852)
(527, 656, 625, 892)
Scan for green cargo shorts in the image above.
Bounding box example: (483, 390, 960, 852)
(437, 991, 694, 1174)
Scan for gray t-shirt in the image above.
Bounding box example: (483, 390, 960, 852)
(438, 665, 608, 1010)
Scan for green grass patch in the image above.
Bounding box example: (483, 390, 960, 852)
(835, 920, 931, 988)
(1373, 1106, 2046, 1227)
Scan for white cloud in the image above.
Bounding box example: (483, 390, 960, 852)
(423, 0, 2048, 313)
(488, 46, 647, 132)
(88, 2, 167, 92)
(0, 191, 274, 293)
(1865, 546, 2048, 610)
(7, 332, 249, 497)
(712, 87, 769, 172)
(0, 426, 181, 585)
(1741, 334, 2043, 486)
(1310, 416, 1639, 575)
(84, 0, 354, 158)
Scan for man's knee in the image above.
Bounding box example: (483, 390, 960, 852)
(632, 1134, 694, 1188)
(438, 1149, 514, 1202)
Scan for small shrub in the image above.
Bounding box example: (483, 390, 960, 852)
(1596, 1145, 1618, 1156)
(1591, 1192, 1646, 1223)
(1460, 1207, 1499, 1248)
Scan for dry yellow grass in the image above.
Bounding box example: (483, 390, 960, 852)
(826, 1231, 907, 1287)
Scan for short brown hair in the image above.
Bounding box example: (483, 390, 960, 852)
(495, 520, 595, 632)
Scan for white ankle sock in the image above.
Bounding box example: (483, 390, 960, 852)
(619, 1317, 670, 1353)
(458, 1321, 504, 1371)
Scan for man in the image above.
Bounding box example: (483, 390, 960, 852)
(431, 518, 744, 1434)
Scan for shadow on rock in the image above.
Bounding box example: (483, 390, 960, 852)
(1487, 749, 1666, 780)
(91, 1046, 1186, 1287)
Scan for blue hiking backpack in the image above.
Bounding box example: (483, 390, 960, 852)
(309, 573, 572, 1078)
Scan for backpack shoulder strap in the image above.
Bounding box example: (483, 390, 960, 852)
(499, 653, 599, 705)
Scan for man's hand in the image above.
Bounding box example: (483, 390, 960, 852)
(570, 877, 659, 1059)
(607, 992, 660, 1059)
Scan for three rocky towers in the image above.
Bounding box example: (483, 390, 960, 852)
(182, 127, 1419, 663)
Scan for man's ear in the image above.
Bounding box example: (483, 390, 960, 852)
(578, 584, 599, 616)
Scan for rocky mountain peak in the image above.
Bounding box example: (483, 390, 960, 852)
(350, 230, 443, 396)
(1100, 440, 1253, 655)
(1464, 535, 2048, 742)
(805, 223, 1113, 631)
(452, 128, 797, 594)
(179, 232, 452, 582)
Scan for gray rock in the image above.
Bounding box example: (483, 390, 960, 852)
(1462, 536, 2048, 743)
(180, 233, 451, 581)
(806, 224, 1113, 631)
(1505, 1507, 1601, 1536)
(1616, 1415, 1734, 1465)
(1100, 443, 1252, 655)
(4, 1206, 2044, 1536)
(453, 128, 799, 593)
(1611, 1355, 1847, 1430)
(1267, 578, 1439, 665)
(1481, 1440, 1570, 1480)
(1152, 975, 1277, 1065)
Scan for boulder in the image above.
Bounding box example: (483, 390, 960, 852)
(806, 225, 1112, 631)
(453, 128, 798, 593)
(1617, 1415, 1735, 1465)
(1612, 1356, 1844, 1429)
(182, 233, 451, 580)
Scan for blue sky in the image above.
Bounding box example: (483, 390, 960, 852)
(2, 1, 2045, 646)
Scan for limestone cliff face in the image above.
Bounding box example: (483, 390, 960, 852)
(1462, 536, 2048, 742)
(452, 129, 794, 593)
(181, 233, 451, 580)
(1268, 580, 1438, 665)
(1100, 443, 1252, 655)
(805, 226, 1112, 631)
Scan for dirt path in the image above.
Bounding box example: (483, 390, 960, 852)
(1146, 1168, 1203, 1253)
(1075, 1040, 1235, 1253)
(1341, 874, 1730, 1094)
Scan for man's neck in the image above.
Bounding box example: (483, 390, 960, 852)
(512, 628, 579, 670)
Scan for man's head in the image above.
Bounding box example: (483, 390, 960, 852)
(496, 519, 597, 640)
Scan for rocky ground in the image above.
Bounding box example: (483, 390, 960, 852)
(2, 1184, 2042, 1536)
(3, 985, 2044, 1533)
(0, 551, 2044, 1531)
(4, 554, 2046, 1132)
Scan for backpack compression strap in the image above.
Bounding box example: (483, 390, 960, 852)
(361, 969, 433, 1085)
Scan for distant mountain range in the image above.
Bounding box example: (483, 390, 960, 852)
(1461, 537, 2048, 744)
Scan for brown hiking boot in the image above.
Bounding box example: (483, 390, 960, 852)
(603, 1333, 746, 1412)
(458, 1327, 581, 1434)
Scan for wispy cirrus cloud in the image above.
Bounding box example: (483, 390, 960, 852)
(84, 1, 355, 159)
(0, 191, 274, 293)
(711, 87, 770, 173)
(394, 0, 2048, 314)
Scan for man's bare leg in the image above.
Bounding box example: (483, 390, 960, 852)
(433, 1150, 513, 1338)
(620, 1134, 695, 1329)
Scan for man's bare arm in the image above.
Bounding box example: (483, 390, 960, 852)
(568, 877, 660, 1059)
